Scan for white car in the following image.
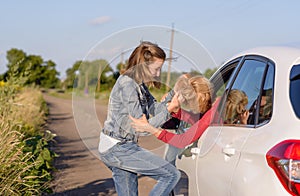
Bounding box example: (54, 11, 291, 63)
(175, 46, 300, 196)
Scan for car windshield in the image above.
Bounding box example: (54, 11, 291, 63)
(290, 64, 300, 118)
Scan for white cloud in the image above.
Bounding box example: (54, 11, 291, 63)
(89, 16, 111, 25)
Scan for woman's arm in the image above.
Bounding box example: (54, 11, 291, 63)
(131, 108, 213, 148)
(147, 92, 180, 127)
(130, 98, 220, 148)
(157, 108, 213, 148)
(122, 79, 176, 128)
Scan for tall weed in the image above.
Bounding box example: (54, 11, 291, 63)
(0, 80, 55, 195)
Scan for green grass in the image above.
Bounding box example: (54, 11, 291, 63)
(0, 85, 56, 195)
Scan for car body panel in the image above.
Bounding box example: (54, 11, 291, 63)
(198, 126, 252, 196)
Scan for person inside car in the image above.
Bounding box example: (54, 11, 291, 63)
(258, 89, 273, 123)
(223, 89, 249, 125)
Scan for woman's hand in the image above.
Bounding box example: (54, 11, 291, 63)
(130, 114, 162, 136)
(240, 110, 249, 124)
(167, 93, 180, 113)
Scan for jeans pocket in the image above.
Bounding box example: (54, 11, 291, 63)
(99, 145, 122, 167)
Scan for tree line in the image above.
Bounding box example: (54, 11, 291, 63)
(0, 48, 218, 92)
(1, 48, 60, 88)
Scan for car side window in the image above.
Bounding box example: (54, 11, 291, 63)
(290, 64, 300, 118)
(257, 63, 274, 124)
(210, 60, 240, 124)
(210, 60, 240, 98)
(220, 58, 269, 126)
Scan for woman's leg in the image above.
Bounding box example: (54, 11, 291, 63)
(111, 167, 138, 196)
(100, 141, 180, 196)
(165, 144, 181, 166)
(100, 146, 139, 196)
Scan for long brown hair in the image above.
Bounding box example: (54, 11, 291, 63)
(224, 89, 248, 124)
(123, 41, 166, 88)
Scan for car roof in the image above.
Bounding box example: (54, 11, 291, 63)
(227, 46, 300, 67)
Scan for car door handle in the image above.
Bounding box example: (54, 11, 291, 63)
(191, 147, 200, 160)
(191, 147, 200, 154)
(222, 147, 236, 156)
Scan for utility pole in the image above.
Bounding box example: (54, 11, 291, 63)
(165, 23, 175, 92)
(97, 63, 102, 92)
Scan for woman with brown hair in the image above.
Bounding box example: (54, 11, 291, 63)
(223, 89, 249, 125)
(98, 41, 181, 196)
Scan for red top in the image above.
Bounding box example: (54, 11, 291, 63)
(171, 108, 201, 125)
(157, 98, 220, 148)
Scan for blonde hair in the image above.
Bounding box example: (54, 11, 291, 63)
(224, 89, 248, 124)
(123, 41, 166, 88)
(174, 75, 213, 113)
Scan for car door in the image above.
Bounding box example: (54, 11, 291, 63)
(230, 61, 275, 195)
(198, 56, 270, 196)
(176, 58, 240, 195)
(177, 56, 270, 196)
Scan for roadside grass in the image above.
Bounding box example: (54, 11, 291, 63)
(0, 84, 56, 195)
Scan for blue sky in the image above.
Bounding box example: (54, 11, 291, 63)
(1, 0, 300, 79)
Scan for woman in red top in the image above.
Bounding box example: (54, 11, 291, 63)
(130, 75, 219, 148)
(131, 89, 251, 148)
(131, 98, 220, 148)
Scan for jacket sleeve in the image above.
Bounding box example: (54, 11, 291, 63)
(122, 79, 171, 128)
(157, 98, 220, 148)
(148, 101, 172, 128)
(147, 90, 173, 128)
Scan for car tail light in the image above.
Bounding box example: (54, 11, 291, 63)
(266, 140, 300, 196)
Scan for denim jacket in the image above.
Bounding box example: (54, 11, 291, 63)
(103, 75, 172, 142)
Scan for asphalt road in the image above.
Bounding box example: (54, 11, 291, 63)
(44, 93, 173, 196)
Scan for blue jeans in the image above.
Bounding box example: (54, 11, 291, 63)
(165, 144, 185, 166)
(164, 122, 188, 166)
(99, 141, 181, 196)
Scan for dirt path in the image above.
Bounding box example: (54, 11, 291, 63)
(44, 94, 167, 196)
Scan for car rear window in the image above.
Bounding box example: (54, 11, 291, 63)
(290, 64, 300, 118)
